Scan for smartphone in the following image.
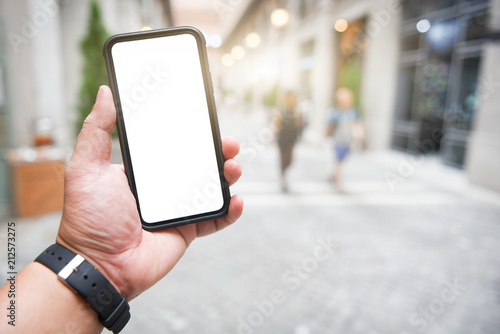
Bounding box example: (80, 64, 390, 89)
(103, 27, 230, 231)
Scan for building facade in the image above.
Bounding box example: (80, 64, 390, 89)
(1, 0, 499, 217)
(219, 0, 402, 146)
(0, 0, 173, 216)
(218, 0, 500, 191)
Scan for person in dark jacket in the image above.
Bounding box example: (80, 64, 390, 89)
(274, 91, 302, 192)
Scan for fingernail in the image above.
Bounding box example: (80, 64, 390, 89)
(95, 86, 105, 103)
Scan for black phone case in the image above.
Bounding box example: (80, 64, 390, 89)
(103, 26, 230, 231)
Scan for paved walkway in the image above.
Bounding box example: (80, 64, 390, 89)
(1, 108, 500, 333)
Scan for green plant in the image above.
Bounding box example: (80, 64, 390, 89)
(263, 82, 279, 107)
(244, 87, 253, 104)
(77, 1, 110, 132)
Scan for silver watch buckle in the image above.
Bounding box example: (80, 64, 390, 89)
(58, 254, 85, 291)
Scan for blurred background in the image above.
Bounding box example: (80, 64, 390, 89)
(1, 0, 500, 333)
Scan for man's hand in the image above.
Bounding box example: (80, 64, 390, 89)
(56, 85, 243, 300)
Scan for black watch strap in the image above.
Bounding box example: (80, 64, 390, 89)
(35, 244, 130, 333)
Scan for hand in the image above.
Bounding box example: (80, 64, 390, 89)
(56, 86, 243, 301)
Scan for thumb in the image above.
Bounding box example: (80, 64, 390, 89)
(70, 85, 116, 169)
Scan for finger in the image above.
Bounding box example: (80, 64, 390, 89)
(222, 136, 240, 160)
(224, 159, 242, 186)
(214, 195, 244, 232)
(70, 86, 116, 168)
(195, 195, 244, 237)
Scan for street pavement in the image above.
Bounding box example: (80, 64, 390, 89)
(1, 107, 500, 334)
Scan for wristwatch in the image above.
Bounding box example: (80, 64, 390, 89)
(35, 244, 131, 333)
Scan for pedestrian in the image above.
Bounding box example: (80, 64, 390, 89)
(325, 87, 364, 191)
(296, 95, 313, 139)
(274, 91, 302, 192)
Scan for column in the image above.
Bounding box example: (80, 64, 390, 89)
(465, 0, 500, 191)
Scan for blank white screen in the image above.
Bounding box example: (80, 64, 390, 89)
(111, 33, 223, 224)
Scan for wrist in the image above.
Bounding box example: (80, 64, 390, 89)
(55, 233, 126, 299)
(36, 243, 131, 333)
(4, 262, 103, 333)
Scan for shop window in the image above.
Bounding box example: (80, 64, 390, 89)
(401, 32, 421, 51)
(417, 60, 450, 116)
(427, 20, 458, 60)
(395, 0, 489, 167)
(392, 133, 410, 151)
(455, 56, 481, 130)
(394, 66, 418, 121)
(426, 0, 457, 12)
(441, 142, 466, 167)
(402, 0, 424, 20)
(440, 56, 481, 166)
(465, 12, 489, 41)
(465, 0, 489, 5)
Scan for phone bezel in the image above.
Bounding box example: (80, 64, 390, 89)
(103, 26, 230, 231)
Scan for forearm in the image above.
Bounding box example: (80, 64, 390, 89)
(0, 262, 102, 333)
